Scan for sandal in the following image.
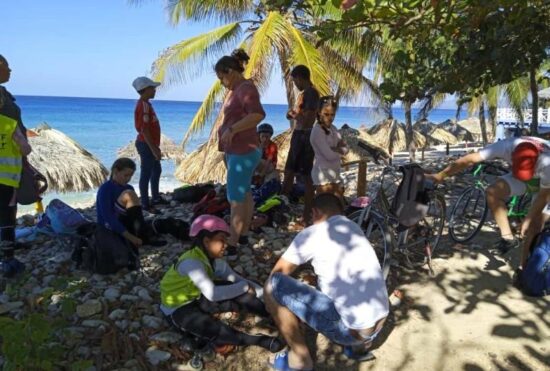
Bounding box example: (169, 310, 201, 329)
(268, 349, 313, 371)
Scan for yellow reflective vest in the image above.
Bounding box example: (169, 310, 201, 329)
(160, 246, 214, 309)
(0, 114, 22, 187)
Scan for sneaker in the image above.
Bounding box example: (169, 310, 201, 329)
(343, 346, 376, 362)
(225, 245, 238, 261)
(493, 238, 519, 255)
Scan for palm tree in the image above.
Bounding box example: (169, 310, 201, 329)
(139, 1, 382, 147)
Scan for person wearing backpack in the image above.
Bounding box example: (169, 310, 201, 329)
(96, 158, 165, 247)
(427, 137, 550, 259)
(160, 215, 285, 353)
(310, 96, 348, 199)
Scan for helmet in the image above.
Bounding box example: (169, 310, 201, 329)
(189, 215, 230, 237)
(258, 123, 274, 136)
(512, 141, 540, 181)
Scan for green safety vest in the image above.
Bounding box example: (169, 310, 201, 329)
(160, 246, 214, 308)
(0, 114, 22, 187)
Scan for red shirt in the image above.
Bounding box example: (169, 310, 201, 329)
(218, 80, 265, 154)
(135, 98, 161, 147)
(262, 140, 278, 168)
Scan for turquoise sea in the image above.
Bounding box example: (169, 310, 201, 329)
(16, 95, 462, 212)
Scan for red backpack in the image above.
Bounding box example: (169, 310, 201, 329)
(192, 190, 230, 219)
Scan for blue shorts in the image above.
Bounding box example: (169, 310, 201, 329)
(226, 149, 261, 202)
(269, 273, 377, 346)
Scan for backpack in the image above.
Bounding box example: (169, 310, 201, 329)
(16, 159, 48, 205)
(151, 217, 190, 241)
(173, 184, 215, 203)
(37, 199, 90, 235)
(390, 163, 429, 227)
(73, 223, 139, 275)
(192, 190, 230, 219)
(521, 231, 550, 296)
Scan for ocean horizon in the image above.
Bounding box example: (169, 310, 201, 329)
(15, 94, 466, 213)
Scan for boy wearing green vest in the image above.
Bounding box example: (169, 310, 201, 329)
(160, 214, 285, 353)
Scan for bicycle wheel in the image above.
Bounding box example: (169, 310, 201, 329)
(449, 186, 488, 243)
(349, 210, 392, 279)
(405, 193, 446, 266)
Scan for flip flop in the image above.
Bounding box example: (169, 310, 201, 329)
(268, 349, 313, 371)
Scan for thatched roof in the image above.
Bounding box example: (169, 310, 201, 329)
(27, 123, 108, 193)
(439, 119, 475, 142)
(413, 119, 458, 145)
(367, 119, 426, 153)
(457, 117, 482, 135)
(339, 125, 390, 164)
(175, 140, 225, 184)
(117, 134, 184, 164)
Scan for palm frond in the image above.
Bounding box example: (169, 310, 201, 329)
(503, 77, 529, 119)
(181, 80, 225, 148)
(151, 22, 242, 88)
(167, 0, 254, 25)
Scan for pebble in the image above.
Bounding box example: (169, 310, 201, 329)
(150, 331, 182, 344)
(145, 347, 171, 366)
(81, 319, 109, 328)
(120, 294, 139, 302)
(76, 299, 102, 318)
(108, 309, 127, 321)
(103, 288, 121, 301)
(137, 288, 153, 302)
(142, 315, 163, 329)
(0, 302, 23, 315)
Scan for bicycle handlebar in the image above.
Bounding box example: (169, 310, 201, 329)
(476, 162, 509, 176)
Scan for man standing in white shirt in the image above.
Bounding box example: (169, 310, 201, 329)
(264, 193, 389, 370)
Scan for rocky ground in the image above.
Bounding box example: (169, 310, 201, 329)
(0, 146, 548, 370)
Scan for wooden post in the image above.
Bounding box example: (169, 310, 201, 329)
(446, 142, 450, 155)
(357, 160, 367, 196)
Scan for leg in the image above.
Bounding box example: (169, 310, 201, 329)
(229, 201, 246, 246)
(117, 190, 149, 240)
(303, 176, 314, 225)
(150, 159, 162, 201)
(486, 179, 513, 239)
(136, 141, 154, 209)
(241, 192, 254, 238)
(0, 185, 16, 257)
(282, 169, 295, 195)
(198, 292, 269, 317)
(521, 216, 544, 268)
(282, 131, 300, 195)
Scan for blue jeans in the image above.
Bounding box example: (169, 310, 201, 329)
(135, 140, 161, 208)
(269, 273, 368, 347)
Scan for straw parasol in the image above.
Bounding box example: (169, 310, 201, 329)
(439, 119, 475, 142)
(117, 134, 185, 164)
(367, 119, 426, 154)
(339, 125, 389, 164)
(538, 87, 550, 100)
(413, 119, 458, 145)
(26, 123, 108, 193)
(175, 139, 226, 184)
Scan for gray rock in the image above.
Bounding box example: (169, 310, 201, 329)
(81, 319, 109, 328)
(104, 288, 121, 301)
(137, 288, 153, 302)
(77, 346, 91, 358)
(115, 320, 129, 331)
(120, 294, 139, 302)
(0, 294, 9, 304)
(233, 265, 244, 274)
(145, 347, 171, 366)
(76, 299, 102, 318)
(108, 309, 127, 321)
(0, 302, 23, 315)
(42, 275, 56, 286)
(143, 315, 162, 329)
(150, 331, 182, 344)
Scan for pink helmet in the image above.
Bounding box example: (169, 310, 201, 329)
(189, 215, 230, 237)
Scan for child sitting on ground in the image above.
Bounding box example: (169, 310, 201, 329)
(252, 123, 281, 204)
(160, 214, 285, 353)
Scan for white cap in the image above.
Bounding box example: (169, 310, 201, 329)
(132, 76, 160, 92)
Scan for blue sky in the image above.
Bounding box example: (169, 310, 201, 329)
(1, 0, 290, 103)
(1, 1, 458, 108)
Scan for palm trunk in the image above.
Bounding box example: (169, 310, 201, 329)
(488, 101, 497, 141)
(404, 100, 415, 161)
(479, 101, 488, 145)
(455, 102, 462, 122)
(530, 67, 539, 135)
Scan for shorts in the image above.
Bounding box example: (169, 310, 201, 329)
(311, 166, 342, 186)
(285, 129, 314, 176)
(499, 174, 540, 196)
(269, 273, 375, 347)
(226, 149, 261, 202)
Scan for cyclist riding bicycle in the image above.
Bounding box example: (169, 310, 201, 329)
(427, 136, 550, 267)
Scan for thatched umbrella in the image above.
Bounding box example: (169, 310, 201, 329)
(538, 87, 550, 100)
(175, 139, 225, 184)
(117, 134, 185, 164)
(413, 119, 458, 145)
(27, 123, 108, 193)
(367, 119, 426, 154)
(439, 119, 475, 142)
(339, 125, 389, 164)
(457, 117, 482, 141)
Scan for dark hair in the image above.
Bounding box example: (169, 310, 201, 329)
(317, 95, 338, 134)
(313, 193, 344, 215)
(231, 49, 250, 66)
(290, 65, 311, 80)
(110, 157, 136, 179)
(0, 55, 6, 64)
(215, 51, 248, 74)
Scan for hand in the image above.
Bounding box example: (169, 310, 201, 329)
(286, 109, 296, 120)
(221, 128, 235, 147)
(425, 173, 444, 184)
(153, 147, 162, 161)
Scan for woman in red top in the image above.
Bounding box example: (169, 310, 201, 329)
(216, 51, 265, 260)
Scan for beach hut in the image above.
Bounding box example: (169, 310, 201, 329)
(117, 134, 185, 164)
(367, 119, 426, 154)
(413, 120, 458, 145)
(27, 123, 108, 193)
(439, 119, 475, 142)
(457, 117, 483, 142)
(339, 125, 390, 164)
(175, 139, 225, 184)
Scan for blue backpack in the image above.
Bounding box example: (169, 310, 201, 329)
(521, 232, 550, 297)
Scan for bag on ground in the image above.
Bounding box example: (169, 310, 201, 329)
(521, 232, 550, 297)
(38, 199, 90, 235)
(192, 189, 230, 219)
(152, 217, 190, 241)
(16, 159, 48, 205)
(390, 163, 429, 227)
(173, 184, 215, 203)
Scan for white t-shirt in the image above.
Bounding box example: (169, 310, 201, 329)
(478, 137, 550, 188)
(281, 215, 389, 329)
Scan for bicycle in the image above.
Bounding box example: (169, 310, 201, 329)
(348, 165, 446, 279)
(448, 162, 535, 243)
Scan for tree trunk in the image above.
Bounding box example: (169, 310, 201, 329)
(530, 67, 539, 135)
(479, 101, 488, 145)
(404, 100, 415, 161)
(455, 101, 462, 122)
(488, 101, 497, 141)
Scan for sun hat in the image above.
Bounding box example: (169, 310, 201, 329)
(132, 76, 160, 92)
(189, 215, 230, 237)
(511, 141, 540, 181)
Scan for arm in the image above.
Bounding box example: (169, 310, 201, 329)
(12, 127, 31, 156)
(520, 188, 550, 268)
(269, 257, 298, 276)
(310, 127, 341, 162)
(429, 152, 483, 183)
(179, 259, 249, 302)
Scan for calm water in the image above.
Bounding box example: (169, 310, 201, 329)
(15, 95, 461, 210)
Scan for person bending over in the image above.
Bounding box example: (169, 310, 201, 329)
(427, 137, 550, 266)
(160, 215, 285, 353)
(264, 193, 389, 370)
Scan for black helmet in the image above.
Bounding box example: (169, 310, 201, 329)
(258, 123, 274, 136)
